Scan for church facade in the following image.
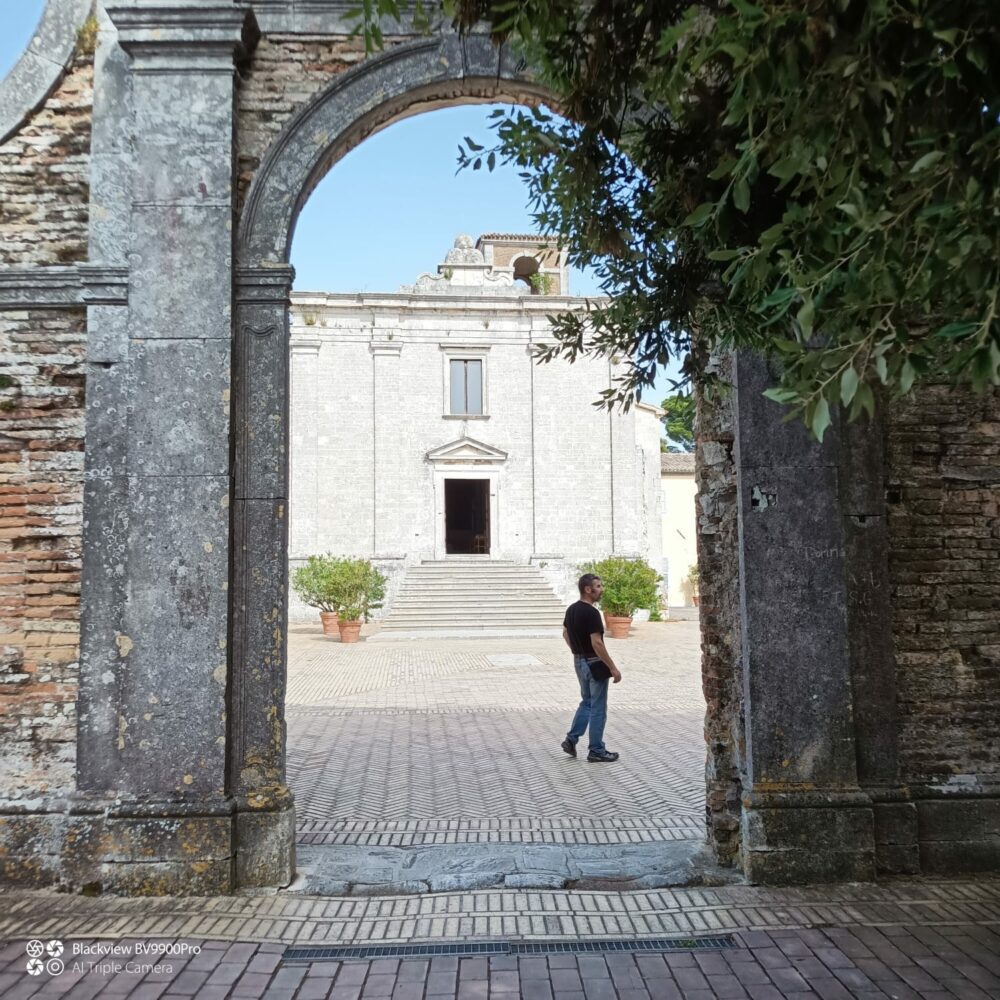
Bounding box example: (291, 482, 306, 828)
(288, 234, 664, 619)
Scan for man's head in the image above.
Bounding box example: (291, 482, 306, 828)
(578, 573, 603, 601)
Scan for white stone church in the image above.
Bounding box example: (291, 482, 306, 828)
(288, 234, 664, 628)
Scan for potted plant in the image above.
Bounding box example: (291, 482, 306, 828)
(579, 556, 662, 639)
(291, 556, 386, 642)
(686, 564, 700, 607)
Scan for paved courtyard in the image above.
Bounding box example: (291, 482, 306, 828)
(285, 622, 710, 893)
(5, 622, 998, 998)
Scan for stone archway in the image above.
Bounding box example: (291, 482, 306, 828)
(10, 3, 982, 896)
(231, 34, 561, 888)
(229, 30, 901, 891)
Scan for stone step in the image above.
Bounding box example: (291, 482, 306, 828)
(380, 561, 566, 632)
(392, 596, 566, 617)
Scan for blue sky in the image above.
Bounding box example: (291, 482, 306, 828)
(1, 2, 681, 403)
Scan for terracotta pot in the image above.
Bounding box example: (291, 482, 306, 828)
(337, 619, 363, 644)
(604, 613, 633, 639)
(692, 595, 700, 607)
(319, 611, 339, 636)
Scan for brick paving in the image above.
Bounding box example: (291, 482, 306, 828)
(1, 905, 998, 999)
(286, 621, 706, 835)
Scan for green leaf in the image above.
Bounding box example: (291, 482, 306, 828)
(859, 383, 875, 419)
(875, 356, 888, 384)
(763, 387, 798, 404)
(840, 367, 859, 406)
(464, 135, 483, 152)
(899, 360, 916, 393)
(810, 396, 831, 442)
(707, 248, 742, 261)
(718, 43, 749, 65)
(768, 158, 800, 181)
(682, 202, 716, 227)
(935, 321, 978, 339)
(729, 0, 766, 20)
(733, 176, 750, 212)
(760, 285, 797, 308)
(796, 298, 815, 336)
(909, 150, 945, 173)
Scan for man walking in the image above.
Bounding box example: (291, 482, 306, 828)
(561, 573, 621, 762)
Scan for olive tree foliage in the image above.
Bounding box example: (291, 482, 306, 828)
(354, 1, 999, 440)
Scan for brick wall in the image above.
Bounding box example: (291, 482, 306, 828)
(237, 34, 388, 219)
(887, 385, 1000, 789)
(0, 310, 86, 799)
(0, 54, 92, 266)
(0, 42, 92, 798)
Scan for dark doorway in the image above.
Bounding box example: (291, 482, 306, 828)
(445, 479, 490, 554)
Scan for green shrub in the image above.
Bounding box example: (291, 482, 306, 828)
(291, 555, 386, 622)
(579, 556, 662, 619)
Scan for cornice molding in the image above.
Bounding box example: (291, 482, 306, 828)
(105, 3, 259, 68)
(0, 265, 128, 309)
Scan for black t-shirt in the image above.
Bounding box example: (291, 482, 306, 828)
(563, 600, 604, 657)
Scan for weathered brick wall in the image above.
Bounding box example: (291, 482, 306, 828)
(0, 310, 86, 799)
(887, 385, 1000, 788)
(694, 356, 743, 864)
(0, 53, 93, 266)
(0, 44, 92, 798)
(237, 35, 383, 220)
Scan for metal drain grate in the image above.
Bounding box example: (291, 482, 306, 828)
(283, 935, 736, 963)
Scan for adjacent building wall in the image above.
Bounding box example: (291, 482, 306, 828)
(660, 455, 698, 607)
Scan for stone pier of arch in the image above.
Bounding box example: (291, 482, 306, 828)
(0, 0, 997, 895)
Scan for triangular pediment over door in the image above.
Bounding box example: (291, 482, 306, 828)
(426, 436, 508, 464)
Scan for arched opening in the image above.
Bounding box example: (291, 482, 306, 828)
(512, 254, 540, 292)
(232, 34, 715, 892)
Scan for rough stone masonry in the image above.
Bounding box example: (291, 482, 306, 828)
(0, 0, 996, 895)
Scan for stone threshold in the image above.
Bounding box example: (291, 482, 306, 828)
(1, 879, 996, 948)
(291, 838, 729, 896)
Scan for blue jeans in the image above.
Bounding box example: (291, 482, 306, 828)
(566, 655, 609, 752)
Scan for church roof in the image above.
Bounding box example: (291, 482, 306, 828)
(476, 233, 560, 243)
(661, 452, 695, 474)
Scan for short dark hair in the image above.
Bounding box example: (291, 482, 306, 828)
(578, 573, 601, 595)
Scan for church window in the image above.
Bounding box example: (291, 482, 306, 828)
(450, 359, 483, 415)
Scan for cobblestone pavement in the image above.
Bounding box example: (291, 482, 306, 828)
(286, 621, 705, 832)
(0, 880, 998, 998)
(285, 622, 709, 893)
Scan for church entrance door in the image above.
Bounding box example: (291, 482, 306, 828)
(444, 479, 490, 554)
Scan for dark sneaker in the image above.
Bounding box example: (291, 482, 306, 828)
(561, 738, 577, 758)
(587, 749, 619, 762)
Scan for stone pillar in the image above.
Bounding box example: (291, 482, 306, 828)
(74, 3, 260, 894)
(733, 352, 876, 882)
(231, 265, 296, 888)
(839, 404, 917, 873)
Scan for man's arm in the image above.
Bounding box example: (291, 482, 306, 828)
(562, 627, 573, 651)
(591, 633, 622, 683)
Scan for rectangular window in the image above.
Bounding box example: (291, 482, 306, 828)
(449, 359, 483, 415)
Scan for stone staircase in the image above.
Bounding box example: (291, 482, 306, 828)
(375, 560, 566, 637)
